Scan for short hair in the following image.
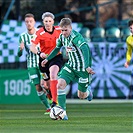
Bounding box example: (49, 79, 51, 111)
(128, 20, 133, 27)
(24, 13, 35, 19)
(59, 18, 72, 27)
(42, 12, 55, 20)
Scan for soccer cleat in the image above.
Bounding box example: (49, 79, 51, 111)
(87, 86, 93, 101)
(44, 108, 51, 115)
(63, 115, 68, 120)
(51, 101, 57, 108)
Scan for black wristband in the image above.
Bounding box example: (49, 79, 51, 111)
(37, 51, 41, 56)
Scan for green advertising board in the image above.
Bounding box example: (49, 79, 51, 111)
(0, 70, 40, 104)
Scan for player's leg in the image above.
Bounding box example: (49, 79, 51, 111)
(57, 78, 67, 110)
(57, 78, 68, 120)
(35, 84, 51, 114)
(77, 85, 93, 101)
(49, 65, 59, 107)
(57, 65, 75, 120)
(76, 71, 93, 101)
(39, 59, 57, 107)
(49, 54, 63, 107)
(40, 78, 52, 104)
(28, 67, 51, 113)
(40, 74, 52, 100)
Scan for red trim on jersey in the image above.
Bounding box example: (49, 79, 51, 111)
(31, 26, 61, 55)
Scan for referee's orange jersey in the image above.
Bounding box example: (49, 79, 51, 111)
(32, 26, 61, 55)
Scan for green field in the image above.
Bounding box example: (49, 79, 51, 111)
(0, 100, 132, 133)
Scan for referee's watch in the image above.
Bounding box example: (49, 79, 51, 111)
(37, 51, 41, 56)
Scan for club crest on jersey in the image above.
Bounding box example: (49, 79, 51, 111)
(66, 46, 76, 52)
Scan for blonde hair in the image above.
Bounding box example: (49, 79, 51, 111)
(42, 12, 55, 20)
(59, 18, 72, 27)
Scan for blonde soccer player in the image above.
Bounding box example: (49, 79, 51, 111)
(41, 18, 95, 120)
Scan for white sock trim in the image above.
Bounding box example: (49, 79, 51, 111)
(57, 89, 66, 95)
(37, 91, 44, 96)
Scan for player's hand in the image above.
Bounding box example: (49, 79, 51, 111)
(41, 59, 48, 67)
(124, 62, 130, 68)
(40, 53, 47, 59)
(20, 43, 24, 50)
(86, 67, 95, 74)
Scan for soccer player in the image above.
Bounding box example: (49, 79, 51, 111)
(41, 18, 95, 120)
(17, 13, 51, 114)
(30, 12, 63, 107)
(124, 20, 133, 68)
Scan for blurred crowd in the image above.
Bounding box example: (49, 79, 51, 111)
(0, 0, 133, 29)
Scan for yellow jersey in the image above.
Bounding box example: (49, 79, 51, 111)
(126, 35, 133, 62)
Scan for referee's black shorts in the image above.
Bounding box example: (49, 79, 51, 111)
(39, 54, 63, 81)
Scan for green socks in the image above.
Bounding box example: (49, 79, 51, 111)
(58, 90, 66, 110)
(37, 91, 50, 109)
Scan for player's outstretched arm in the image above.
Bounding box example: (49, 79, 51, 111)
(41, 47, 60, 67)
(17, 42, 24, 57)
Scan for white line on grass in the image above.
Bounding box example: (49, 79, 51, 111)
(66, 99, 133, 104)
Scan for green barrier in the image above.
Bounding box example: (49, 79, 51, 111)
(0, 70, 40, 104)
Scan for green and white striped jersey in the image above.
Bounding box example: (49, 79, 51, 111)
(56, 30, 92, 71)
(19, 29, 39, 68)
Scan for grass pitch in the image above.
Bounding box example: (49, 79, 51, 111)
(0, 99, 132, 133)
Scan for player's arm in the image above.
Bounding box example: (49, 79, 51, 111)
(41, 47, 60, 66)
(126, 44, 132, 63)
(124, 40, 132, 68)
(74, 34, 95, 74)
(30, 42, 47, 58)
(80, 43, 95, 74)
(80, 43, 91, 68)
(47, 47, 60, 60)
(17, 36, 24, 57)
(41, 37, 62, 66)
(73, 34, 92, 68)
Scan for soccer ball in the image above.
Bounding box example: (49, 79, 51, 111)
(50, 105, 66, 120)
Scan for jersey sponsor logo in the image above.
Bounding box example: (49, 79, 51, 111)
(66, 46, 76, 52)
(30, 74, 38, 79)
(79, 77, 88, 83)
(63, 66, 71, 73)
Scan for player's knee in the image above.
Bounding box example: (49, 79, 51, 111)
(57, 79, 66, 90)
(57, 82, 65, 90)
(35, 84, 42, 91)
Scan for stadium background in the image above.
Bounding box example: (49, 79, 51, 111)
(0, 0, 133, 104)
